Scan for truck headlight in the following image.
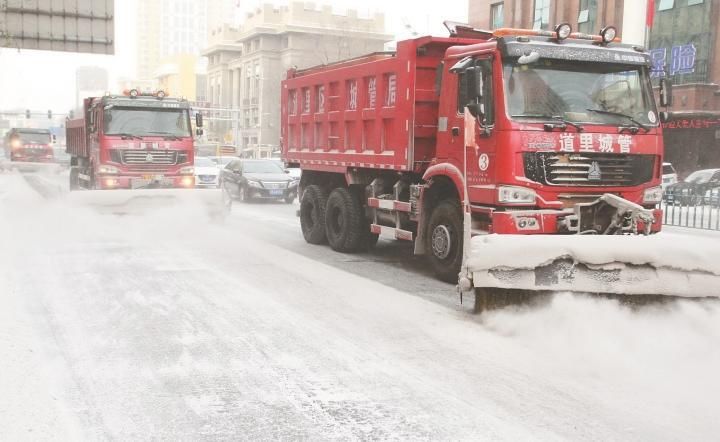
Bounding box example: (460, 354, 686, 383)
(498, 185, 537, 204)
(179, 166, 194, 175)
(97, 165, 119, 174)
(247, 180, 263, 188)
(643, 186, 663, 204)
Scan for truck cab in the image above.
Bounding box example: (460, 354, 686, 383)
(67, 90, 199, 190)
(4, 128, 54, 163)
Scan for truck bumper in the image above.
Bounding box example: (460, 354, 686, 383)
(489, 208, 662, 234)
(96, 175, 195, 190)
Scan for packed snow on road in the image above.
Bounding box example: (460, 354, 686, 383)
(1, 170, 720, 440)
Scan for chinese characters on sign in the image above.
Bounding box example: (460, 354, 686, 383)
(367, 77, 377, 108)
(649, 43, 696, 78)
(528, 134, 636, 153)
(385, 74, 397, 107)
(661, 118, 720, 130)
(347, 80, 358, 110)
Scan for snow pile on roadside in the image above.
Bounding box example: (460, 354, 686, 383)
(467, 233, 720, 275)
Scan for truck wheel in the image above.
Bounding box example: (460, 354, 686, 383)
(426, 199, 463, 283)
(325, 187, 364, 252)
(300, 185, 329, 244)
(69, 166, 79, 191)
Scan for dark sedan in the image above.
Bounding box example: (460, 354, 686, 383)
(219, 159, 298, 204)
(665, 168, 720, 206)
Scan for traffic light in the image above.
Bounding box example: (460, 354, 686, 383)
(48, 110, 52, 119)
(25, 109, 31, 119)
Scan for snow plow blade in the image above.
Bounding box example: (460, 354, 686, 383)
(463, 234, 720, 312)
(0, 160, 63, 174)
(62, 188, 229, 221)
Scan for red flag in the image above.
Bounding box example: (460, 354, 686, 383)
(646, 0, 655, 28)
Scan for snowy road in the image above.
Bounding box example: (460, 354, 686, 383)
(2, 170, 720, 440)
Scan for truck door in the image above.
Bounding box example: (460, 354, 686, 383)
(439, 56, 497, 204)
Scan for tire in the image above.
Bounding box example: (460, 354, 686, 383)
(325, 187, 364, 253)
(426, 199, 464, 283)
(300, 185, 329, 244)
(237, 184, 249, 203)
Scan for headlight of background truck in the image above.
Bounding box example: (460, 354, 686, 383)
(97, 165, 119, 174)
(179, 166, 194, 175)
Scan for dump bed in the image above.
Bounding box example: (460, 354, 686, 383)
(66, 117, 89, 158)
(281, 36, 475, 174)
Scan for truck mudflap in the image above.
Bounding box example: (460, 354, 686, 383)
(460, 234, 720, 312)
(62, 188, 230, 221)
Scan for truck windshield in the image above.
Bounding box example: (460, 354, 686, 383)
(503, 59, 657, 126)
(104, 107, 191, 137)
(15, 132, 51, 144)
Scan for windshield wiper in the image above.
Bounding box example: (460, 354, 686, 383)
(511, 114, 584, 132)
(145, 131, 183, 140)
(108, 133, 144, 140)
(586, 108, 650, 133)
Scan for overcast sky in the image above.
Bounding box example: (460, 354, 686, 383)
(0, 0, 467, 112)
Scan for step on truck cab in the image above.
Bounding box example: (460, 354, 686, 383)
(282, 22, 669, 283)
(67, 90, 202, 190)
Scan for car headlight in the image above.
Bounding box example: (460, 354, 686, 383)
(97, 164, 119, 174)
(247, 180, 263, 188)
(179, 166, 194, 175)
(289, 180, 299, 188)
(643, 186, 663, 204)
(498, 185, 537, 204)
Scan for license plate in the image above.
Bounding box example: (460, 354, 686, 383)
(269, 189, 283, 196)
(143, 174, 164, 180)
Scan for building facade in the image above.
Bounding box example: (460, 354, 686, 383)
(202, 2, 390, 155)
(136, 0, 237, 88)
(468, 0, 625, 32)
(468, 0, 720, 176)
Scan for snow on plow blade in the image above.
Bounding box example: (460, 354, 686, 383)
(63, 188, 229, 220)
(0, 160, 62, 174)
(465, 234, 720, 310)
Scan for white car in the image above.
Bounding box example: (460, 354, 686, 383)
(194, 156, 220, 188)
(662, 162, 678, 190)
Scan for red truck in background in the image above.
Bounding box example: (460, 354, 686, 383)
(3, 128, 54, 162)
(282, 23, 671, 283)
(66, 90, 202, 190)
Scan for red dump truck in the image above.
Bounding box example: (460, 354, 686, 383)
(3, 128, 54, 163)
(66, 90, 201, 190)
(282, 23, 676, 299)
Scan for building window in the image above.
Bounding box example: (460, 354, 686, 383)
(687, 0, 703, 5)
(658, 0, 674, 11)
(490, 2, 504, 30)
(533, 0, 551, 30)
(578, 0, 597, 34)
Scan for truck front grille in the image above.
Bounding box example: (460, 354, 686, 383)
(120, 150, 178, 165)
(524, 152, 655, 187)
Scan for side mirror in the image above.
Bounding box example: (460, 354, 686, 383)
(284, 169, 290, 174)
(196, 113, 204, 127)
(196, 128, 204, 136)
(88, 125, 96, 133)
(466, 67, 484, 101)
(659, 111, 671, 123)
(51, 134, 57, 142)
(659, 78, 673, 107)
